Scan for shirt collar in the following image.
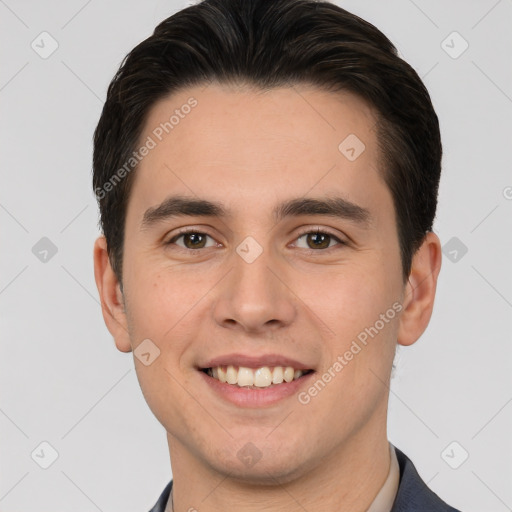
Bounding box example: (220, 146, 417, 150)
(366, 442, 400, 512)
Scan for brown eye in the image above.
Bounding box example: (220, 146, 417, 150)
(306, 232, 331, 249)
(168, 231, 216, 250)
(295, 229, 344, 251)
(182, 233, 207, 249)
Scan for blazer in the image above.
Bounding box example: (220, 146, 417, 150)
(148, 446, 462, 511)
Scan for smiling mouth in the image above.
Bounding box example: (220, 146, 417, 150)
(201, 365, 314, 388)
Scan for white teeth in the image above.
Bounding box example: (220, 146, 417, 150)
(226, 365, 238, 384)
(207, 365, 309, 387)
(237, 367, 254, 387)
(254, 367, 273, 387)
(218, 366, 227, 383)
(284, 366, 294, 383)
(272, 366, 284, 384)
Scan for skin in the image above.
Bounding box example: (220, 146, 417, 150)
(94, 83, 441, 512)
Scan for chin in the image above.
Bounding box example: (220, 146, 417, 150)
(206, 443, 312, 486)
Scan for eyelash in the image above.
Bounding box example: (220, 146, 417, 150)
(166, 227, 347, 253)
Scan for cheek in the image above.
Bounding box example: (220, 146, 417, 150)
(124, 262, 193, 337)
(298, 261, 400, 344)
(133, 359, 198, 438)
(123, 262, 219, 380)
(298, 277, 399, 433)
(297, 260, 401, 408)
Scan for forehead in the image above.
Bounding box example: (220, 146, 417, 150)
(142, 82, 378, 162)
(128, 83, 387, 223)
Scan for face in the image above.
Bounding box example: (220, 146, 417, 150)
(95, 83, 438, 484)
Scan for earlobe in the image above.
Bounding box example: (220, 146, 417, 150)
(397, 232, 442, 347)
(93, 236, 132, 353)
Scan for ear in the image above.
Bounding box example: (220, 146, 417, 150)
(397, 231, 442, 347)
(93, 236, 132, 353)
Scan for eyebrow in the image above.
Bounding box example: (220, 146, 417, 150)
(141, 194, 372, 230)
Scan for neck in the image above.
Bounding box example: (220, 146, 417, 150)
(166, 420, 390, 512)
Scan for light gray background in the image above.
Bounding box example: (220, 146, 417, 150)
(1, 0, 511, 510)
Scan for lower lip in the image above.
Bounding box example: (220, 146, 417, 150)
(199, 370, 316, 408)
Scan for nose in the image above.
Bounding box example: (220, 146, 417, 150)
(212, 243, 296, 335)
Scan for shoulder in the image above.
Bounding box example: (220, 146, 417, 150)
(148, 480, 173, 512)
(391, 446, 462, 512)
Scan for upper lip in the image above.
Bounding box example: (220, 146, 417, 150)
(199, 353, 314, 371)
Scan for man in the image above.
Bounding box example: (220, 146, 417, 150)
(92, 0, 462, 510)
